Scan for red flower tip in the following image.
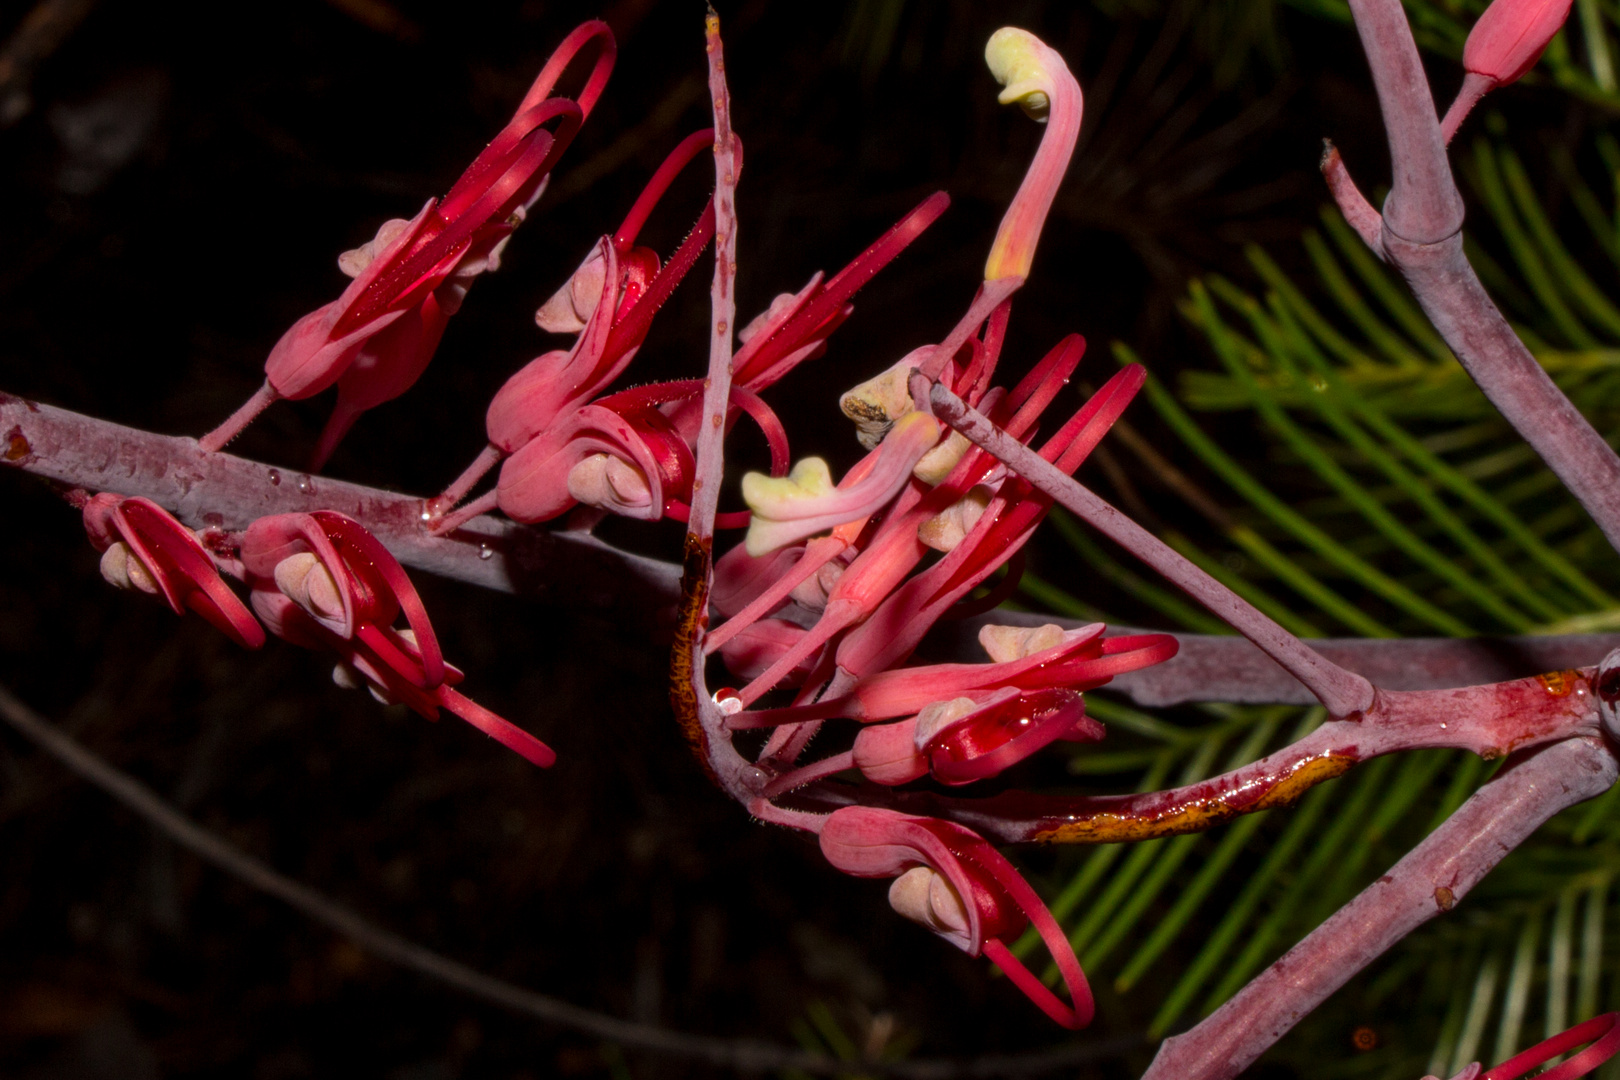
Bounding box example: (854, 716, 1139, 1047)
(84, 494, 264, 650)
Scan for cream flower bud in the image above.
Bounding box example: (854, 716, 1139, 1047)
(979, 622, 1065, 663)
(332, 662, 364, 691)
(273, 552, 345, 622)
(535, 247, 609, 334)
(887, 866, 971, 938)
(567, 453, 654, 513)
(738, 291, 799, 344)
(917, 486, 991, 552)
(913, 696, 981, 748)
(913, 428, 971, 486)
(789, 557, 846, 611)
(99, 541, 160, 595)
(337, 217, 413, 278)
(840, 353, 925, 450)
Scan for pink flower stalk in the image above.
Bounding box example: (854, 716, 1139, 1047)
(240, 510, 554, 767)
(199, 22, 617, 459)
(83, 493, 265, 649)
(428, 129, 725, 530)
(1441, 0, 1573, 142)
(818, 806, 1094, 1029)
(980, 27, 1082, 283)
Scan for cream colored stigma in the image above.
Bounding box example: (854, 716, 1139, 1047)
(741, 457, 835, 556)
(985, 27, 1053, 122)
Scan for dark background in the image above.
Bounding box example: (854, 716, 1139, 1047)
(0, 1, 1500, 1076)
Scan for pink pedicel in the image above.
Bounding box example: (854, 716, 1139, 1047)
(83, 493, 264, 649)
(241, 511, 554, 767)
(1442, 0, 1573, 141)
(199, 22, 617, 460)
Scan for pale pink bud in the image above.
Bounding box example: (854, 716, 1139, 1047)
(1464, 0, 1573, 85)
(566, 453, 654, 513)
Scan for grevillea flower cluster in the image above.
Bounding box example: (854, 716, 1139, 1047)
(41, 4, 1620, 1072)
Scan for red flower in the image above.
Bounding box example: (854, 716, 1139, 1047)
(1464, 0, 1573, 85)
(241, 511, 554, 767)
(200, 22, 617, 462)
(84, 493, 263, 649)
(819, 806, 1094, 1029)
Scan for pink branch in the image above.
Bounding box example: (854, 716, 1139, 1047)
(12, 394, 1619, 707)
(922, 377, 1378, 720)
(0, 392, 680, 614)
(1141, 736, 1620, 1080)
(1344, 0, 1620, 559)
(881, 669, 1601, 844)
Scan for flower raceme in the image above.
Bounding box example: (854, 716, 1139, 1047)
(428, 127, 725, 529)
(83, 493, 265, 650)
(240, 510, 554, 767)
(428, 184, 946, 536)
(198, 22, 617, 463)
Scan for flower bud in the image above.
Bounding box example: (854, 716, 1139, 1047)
(913, 428, 971, 486)
(788, 556, 846, 611)
(852, 718, 928, 785)
(979, 622, 1065, 663)
(912, 696, 983, 746)
(566, 453, 654, 512)
(273, 551, 346, 624)
(888, 866, 971, 938)
(99, 541, 160, 595)
(337, 217, 414, 278)
(917, 486, 992, 552)
(535, 246, 609, 333)
(1464, 0, 1573, 86)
